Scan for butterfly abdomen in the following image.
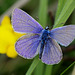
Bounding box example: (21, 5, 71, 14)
(39, 40, 45, 59)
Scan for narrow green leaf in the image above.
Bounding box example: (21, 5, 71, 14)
(45, 65, 53, 75)
(39, 0, 48, 28)
(26, 57, 39, 75)
(55, 0, 67, 22)
(34, 61, 44, 75)
(34, 0, 48, 75)
(53, 61, 63, 75)
(26, 0, 48, 75)
(60, 62, 75, 75)
(53, 0, 75, 29)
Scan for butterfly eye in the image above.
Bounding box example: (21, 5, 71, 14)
(45, 26, 49, 30)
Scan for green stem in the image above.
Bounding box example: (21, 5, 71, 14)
(60, 61, 75, 75)
(39, 0, 48, 28)
(55, 0, 67, 22)
(26, 57, 39, 75)
(45, 65, 53, 75)
(34, 61, 44, 75)
(53, 0, 75, 28)
(34, 0, 48, 75)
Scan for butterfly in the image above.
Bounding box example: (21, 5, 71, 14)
(12, 8, 75, 65)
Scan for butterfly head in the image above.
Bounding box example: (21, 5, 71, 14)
(45, 26, 49, 30)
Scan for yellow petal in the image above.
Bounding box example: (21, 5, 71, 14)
(0, 27, 16, 44)
(6, 45, 17, 58)
(0, 40, 7, 53)
(14, 32, 25, 39)
(0, 16, 25, 58)
(1, 16, 13, 31)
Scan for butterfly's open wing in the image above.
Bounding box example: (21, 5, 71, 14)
(12, 8, 43, 33)
(50, 25, 75, 46)
(15, 34, 40, 59)
(41, 38, 62, 65)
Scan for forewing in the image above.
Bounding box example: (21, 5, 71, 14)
(12, 8, 43, 33)
(15, 34, 40, 59)
(41, 38, 63, 65)
(50, 25, 75, 46)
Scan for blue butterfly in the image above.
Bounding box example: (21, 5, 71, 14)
(12, 8, 75, 64)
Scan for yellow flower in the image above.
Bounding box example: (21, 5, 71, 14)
(0, 16, 24, 58)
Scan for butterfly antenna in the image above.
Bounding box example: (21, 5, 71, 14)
(58, 23, 65, 26)
(35, 16, 39, 21)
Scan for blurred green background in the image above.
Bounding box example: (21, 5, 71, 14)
(0, 0, 75, 75)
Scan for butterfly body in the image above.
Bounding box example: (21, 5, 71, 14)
(39, 27, 50, 59)
(12, 8, 75, 64)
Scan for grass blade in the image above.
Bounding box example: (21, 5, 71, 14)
(39, 0, 48, 28)
(34, 61, 44, 75)
(60, 62, 75, 75)
(53, 0, 75, 28)
(26, 0, 48, 75)
(26, 57, 39, 75)
(45, 65, 53, 75)
(34, 0, 48, 75)
(55, 0, 67, 22)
